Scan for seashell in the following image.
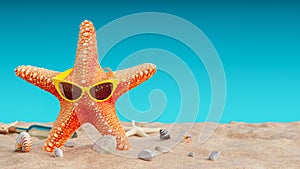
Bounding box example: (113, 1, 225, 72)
(8, 126, 17, 133)
(138, 149, 156, 161)
(0, 121, 18, 134)
(64, 141, 75, 148)
(155, 146, 172, 153)
(208, 151, 220, 161)
(93, 135, 117, 154)
(188, 152, 195, 157)
(0, 127, 9, 134)
(159, 129, 170, 140)
(54, 147, 64, 157)
(15, 132, 32, 152)
(182, 135, 192, 143)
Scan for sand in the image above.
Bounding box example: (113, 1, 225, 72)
(0, 121, 300, 169)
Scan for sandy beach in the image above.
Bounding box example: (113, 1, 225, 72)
(1, 121, 300, 169)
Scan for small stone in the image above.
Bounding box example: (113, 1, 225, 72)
(155, 146, 172, 153)
(138, 149, 155, 161)
(208, 151, 220, 161)
(93, 135, 117, 154)
(64, 141, 75, 147)
(188, 152, 195, 157)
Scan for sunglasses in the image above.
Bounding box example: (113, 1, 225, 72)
(53, 68, 118, 102)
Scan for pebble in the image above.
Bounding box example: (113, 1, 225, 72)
(208, 151, 220, 161)
(155, 146, 173, 153)
(93, 135, 117, 154)
(188, 152, 195, 157)
(138, 149, 156, 161)
(64, 141, 75, 148)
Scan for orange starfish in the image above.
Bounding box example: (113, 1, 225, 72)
(15, 20, 156, 152)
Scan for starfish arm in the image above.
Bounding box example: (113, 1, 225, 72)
(143, 127, 161, 133)
(87, 103, 131, 150)
(113, 63, 156, 100)
(135, 128, 149, 137)
(43, 103, 81, 152)
(15, 65, 60, 97)
(125, 129, 137, 137)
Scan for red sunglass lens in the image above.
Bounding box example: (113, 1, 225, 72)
(89, 82, 113, 100)
(58, 82, 82, 100)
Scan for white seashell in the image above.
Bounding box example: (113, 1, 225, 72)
(208, 151, 220, 161)
(159, 129, 170, 140)
(138, 149, 156, 161)
(15, 132, 32, 152)
(155, 146, 172, 153)
(93, 135, 117, 154)
(54, 147, 64, 157)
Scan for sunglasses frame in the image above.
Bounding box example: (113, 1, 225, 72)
(53, 68, 119, 102)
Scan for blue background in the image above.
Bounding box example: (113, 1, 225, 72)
(1, 0, 299, 123)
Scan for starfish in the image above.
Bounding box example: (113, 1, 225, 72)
(0, 121, 18, 134)
(124, 120, 161, 137)
(15, 20, 156, 152)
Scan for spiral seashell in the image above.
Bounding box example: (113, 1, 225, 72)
(138, 149, 156, 161)
(93, 135, 117, 154)
(159, 129, 170, 140)
(15, 132, 32, 152)
(54, 147, 64, 157)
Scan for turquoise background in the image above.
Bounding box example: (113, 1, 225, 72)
(1, 0, 299, 123)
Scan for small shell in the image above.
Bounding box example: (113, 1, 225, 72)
(159, 129, 170, 140)
(182, 135, 192, 143)
(188, 152, 195, 157)
(208, 151, 220, 161)
(93, 135, 117, 154)
(8, 126, 17, 133)
(138, 149, 156, 161)
(15, 132, 32, 152)
(0, 128, 9, 134)
(54, 147, 63, 157)
(155, 146, 172, 153)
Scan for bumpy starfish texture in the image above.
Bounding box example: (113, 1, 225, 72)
(124, 120, 161, 137)
(15, 20, 156, 152)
